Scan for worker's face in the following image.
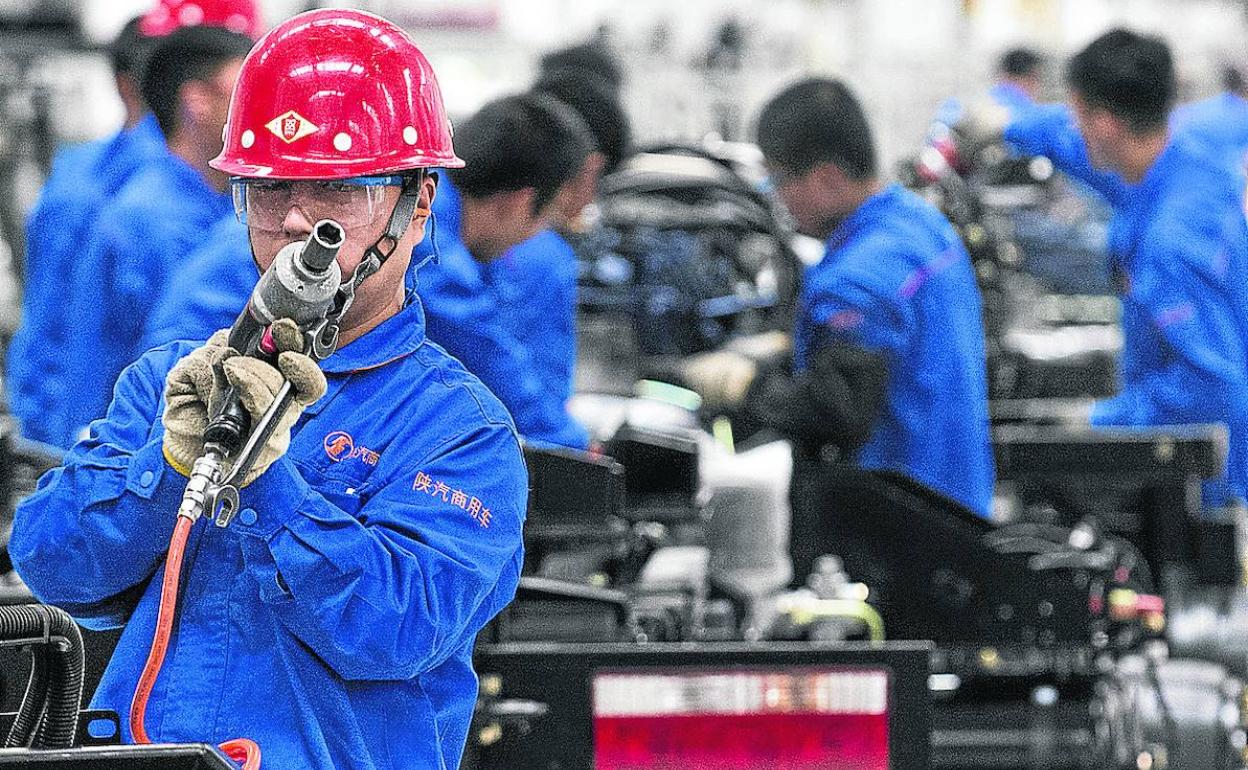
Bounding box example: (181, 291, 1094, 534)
(1071, 92, 1120, 171)
(768, 161, 848, 239)
(1012, 72, 1042, 100)
(550, 153, 605, 231)
(247, 174, 436, 337)
(461, 188, 547, 262)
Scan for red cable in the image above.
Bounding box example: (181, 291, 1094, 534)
(129, 516, 262, 770)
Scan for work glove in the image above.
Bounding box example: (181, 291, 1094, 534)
(162, 329, 235, 477)
(679, 331, 792, 414)
(162, 319, 327, 486)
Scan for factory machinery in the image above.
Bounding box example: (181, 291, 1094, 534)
(459, 141, 1248, 769)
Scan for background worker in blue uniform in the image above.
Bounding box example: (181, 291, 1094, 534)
(1000, 30, 1248, 521)
(416, 93, 597, 449)
(1170, 64, 1248, 183)
(477, 68, 633, 404)
(936, 46, 1044, 127)
(679, 77, 995, 583)
(10, 10, 526, 770)
(7, 0, 262, 448)
(6, 16, 164, 447)
(53, 25, 252, 448)
(141, 215, 252, 349)
(935, 46, 1116, 294)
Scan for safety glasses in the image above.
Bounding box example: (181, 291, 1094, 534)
(232, 175, 406, 232)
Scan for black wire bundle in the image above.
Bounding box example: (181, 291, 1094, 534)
(0, 604, 84, 748)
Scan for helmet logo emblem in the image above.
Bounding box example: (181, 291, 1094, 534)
(265, 110, 319, 144)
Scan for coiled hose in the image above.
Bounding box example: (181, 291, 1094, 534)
(0, 603, 84, 748)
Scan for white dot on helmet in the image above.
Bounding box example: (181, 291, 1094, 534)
(403, 126, 418, 145)
(334, 133, 352, 152)
(241, 130, 255, 149)
(180, 4, 204, 25)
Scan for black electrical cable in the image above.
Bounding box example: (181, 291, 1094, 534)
(0, 604, 84, 749)
(5, 646, 49, 747)
(34, 635, 85, 748)
(1146, 655, 1179, 763)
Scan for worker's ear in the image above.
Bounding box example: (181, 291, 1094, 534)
(495, 187, 539, 220)
(180, 80, 216, 129)
(407, 174, 438, 244)
(413, 173, 437, 221)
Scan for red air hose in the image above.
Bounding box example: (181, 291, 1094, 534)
(129, 517, 262, 770)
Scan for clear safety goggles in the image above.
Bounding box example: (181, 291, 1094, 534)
(232, 175, 406, 232)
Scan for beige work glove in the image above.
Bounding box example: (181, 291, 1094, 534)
(680, 332, 792, 414)
(725, 330, 792, 360)
(162, 329, 235, 477)
(680, 351, 758, 414)
(162, 319, 327, 486)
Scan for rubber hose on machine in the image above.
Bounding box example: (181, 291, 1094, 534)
(5, 647, 48, 747)
(0, 605, 85, 749)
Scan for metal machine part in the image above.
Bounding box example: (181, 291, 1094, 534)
(577, 143, 801, 394)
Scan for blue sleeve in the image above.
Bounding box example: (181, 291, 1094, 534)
(419, 250, 589, 449)
(9, 150, 106, 442)
(58, 217, 155, 440)
(804, 266, 910, 364)
(1004, 104, 1132, 206)
(144, 239, 255, 349)
(9, 349, 186, 629)
(227, 421, 526, 681)
(1091, 225, 1246, 427)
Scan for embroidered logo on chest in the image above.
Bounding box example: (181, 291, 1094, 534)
(324, 430, 380, 466)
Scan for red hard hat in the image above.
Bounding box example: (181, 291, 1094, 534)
(210, 8, 463, 180)
(139, 0, 264, 39)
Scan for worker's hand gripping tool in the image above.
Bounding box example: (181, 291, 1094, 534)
(177, 219, 347, 527)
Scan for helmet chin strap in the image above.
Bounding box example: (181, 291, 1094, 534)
(323, 173, 427, 334)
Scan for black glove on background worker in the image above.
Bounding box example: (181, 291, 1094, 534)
(679, 332, 888, 458)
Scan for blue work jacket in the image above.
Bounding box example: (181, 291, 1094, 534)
(427, 170, 462, 251)
(143, 216, 256, 349)
(794, 184, 995, 517)
(55, 150, 234, 447)
(1007, 111, 1248, 505)
(1005, 105, 1133, 206)
(480, 229, 578, 403)
(414, 182, 588, 450)
(1171, 91, 1248, 181)
(8, 115, 165, 446)
(10, 299, 527, 770)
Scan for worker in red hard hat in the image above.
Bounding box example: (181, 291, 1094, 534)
(9, 0, 263, 449)
(11, 10, 526, 770)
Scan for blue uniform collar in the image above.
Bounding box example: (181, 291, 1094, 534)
(824, 183, 903, 254)
(317, 298, 427, 376)
(130, 113, 165, 146)
(160, 150, 229, 208)
(1108, 139, 1185, 269)
(1221, 90, 1248, 109)
(1138, 139, 1181, 193)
